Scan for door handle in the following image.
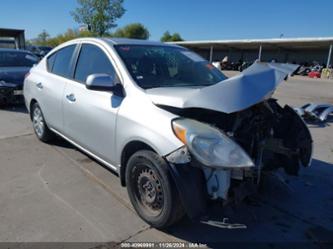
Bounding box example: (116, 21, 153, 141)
(36, 82, 43, 89)
(66, 93, 76, 102)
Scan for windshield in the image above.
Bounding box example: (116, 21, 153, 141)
(0, 51, 38, 67)
(115, 45, 227, 89)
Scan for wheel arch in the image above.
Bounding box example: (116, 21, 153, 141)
(121, 140, 208, 222)
(29, 99, 38, 120)
(120, 140, 157, 186)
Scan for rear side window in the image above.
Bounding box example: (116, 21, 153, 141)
(46, 53, 56, 71)
(49, 45, 76, 78)
(74, 44, 116, 83)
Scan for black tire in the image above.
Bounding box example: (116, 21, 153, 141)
(125, 150, 185, 228)
(31, 102, 54, 142)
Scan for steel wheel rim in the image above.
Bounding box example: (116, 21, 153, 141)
(134, 165, 164, 216)
(33, 107, 44, 137)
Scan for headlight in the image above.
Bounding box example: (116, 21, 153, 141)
(172, 118, 254, 168)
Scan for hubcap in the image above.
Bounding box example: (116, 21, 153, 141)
(33, 107, 44, 137)
(136, 167, 164, 215)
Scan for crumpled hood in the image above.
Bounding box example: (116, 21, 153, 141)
(146, 62, 299, 114)
(0, 67, 30, 86)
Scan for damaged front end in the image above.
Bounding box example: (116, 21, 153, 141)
(164, 100, 313, 219)
(160, 62, 313, 219)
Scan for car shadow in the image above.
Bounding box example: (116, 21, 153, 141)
(160, 158, 333, 248)
(48, 136, 120, 178)
(0, 104, 28, 114)
(45, 136, 333, 248)
(48, 136, 75, 149)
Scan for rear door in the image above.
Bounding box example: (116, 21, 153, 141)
(38, 45, 77, 131)
(62, 43, 123, 167)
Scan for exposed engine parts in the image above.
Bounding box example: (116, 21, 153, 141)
(162, 99, 313, 201)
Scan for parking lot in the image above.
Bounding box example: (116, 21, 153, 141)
(0, 75, 333, 248)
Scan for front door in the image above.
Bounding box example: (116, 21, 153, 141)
(63, 43, 123, 166)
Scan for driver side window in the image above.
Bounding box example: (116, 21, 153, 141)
(74, 44, 117, 83)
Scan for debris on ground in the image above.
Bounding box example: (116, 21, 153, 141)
(294, 103, 333, 122)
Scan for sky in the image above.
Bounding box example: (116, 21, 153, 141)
(1, 0, 332, 41)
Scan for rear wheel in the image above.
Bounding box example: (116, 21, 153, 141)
(31, 102, 54, 142)
(125, 150, 184, 228)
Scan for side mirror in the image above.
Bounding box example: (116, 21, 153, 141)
(86, 73, 119, 91)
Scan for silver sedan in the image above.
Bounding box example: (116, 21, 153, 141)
(24, 38, 312, 228)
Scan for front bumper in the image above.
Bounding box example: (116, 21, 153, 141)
(165, 146, 257, 220)
(0, 84, 24, 105)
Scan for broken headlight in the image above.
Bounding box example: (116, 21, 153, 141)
(172, 118, 254, 168)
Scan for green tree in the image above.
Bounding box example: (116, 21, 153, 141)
(160, 31, 171, 42)
(30, 29, 95, 47)
(113, 23, 150, 40)
(170, 33, 183, 42)
(160, 31, 184, 42)
(71, 0, 125, 36)
(35, 30, 50, 46)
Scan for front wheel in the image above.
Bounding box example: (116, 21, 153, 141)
(125, 150, 184, 228)
(31, 102, 54, 142)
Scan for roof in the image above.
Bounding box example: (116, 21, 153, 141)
(60, 37, 181, 49)
(169, 37, 333, 50)
(101, 38, 180, 47)
(50, 37, 183, 55)
(0, 28, 25, 37)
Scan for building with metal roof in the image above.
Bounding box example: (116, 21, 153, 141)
(171, 37, 333, 66)
(0, 28, 25, 49)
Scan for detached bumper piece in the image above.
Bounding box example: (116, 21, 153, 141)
(167, 163, 208, 220)
(201, 217, 247, 229)
(294, 103, 333, 122)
